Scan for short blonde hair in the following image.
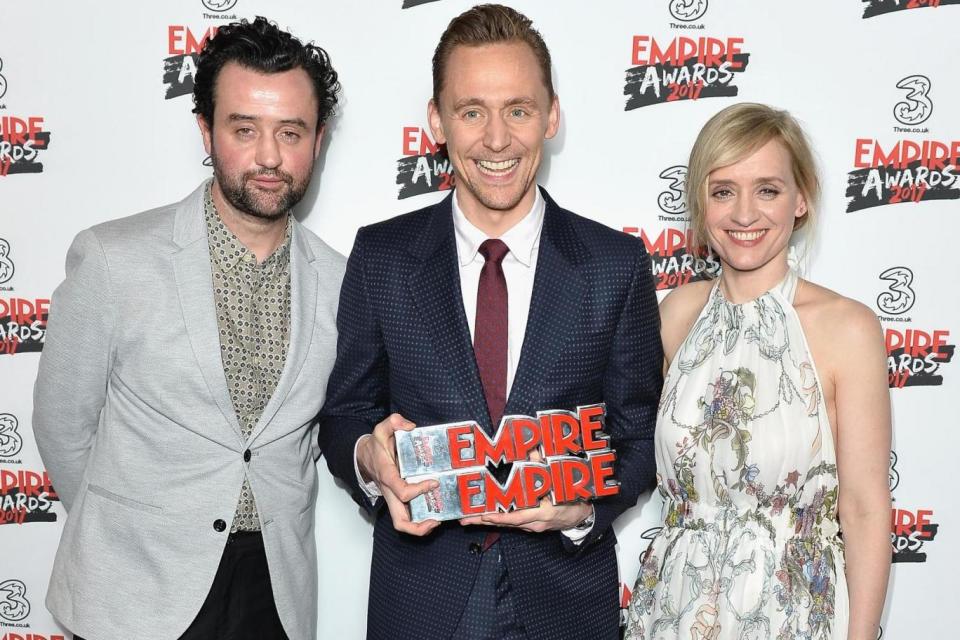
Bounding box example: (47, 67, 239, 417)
(687, 103, 820, 250)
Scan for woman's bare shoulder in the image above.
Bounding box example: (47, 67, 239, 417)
(794, 278, 884, 362)
(660, 278, 714, 364)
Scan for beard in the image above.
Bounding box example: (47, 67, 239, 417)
(211, 152, 312, 221)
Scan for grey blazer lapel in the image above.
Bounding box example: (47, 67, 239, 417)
(171, 181, 244, 442)
(248, 220, 318, 445)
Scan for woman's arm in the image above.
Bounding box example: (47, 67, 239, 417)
(831, 300, 892, 640)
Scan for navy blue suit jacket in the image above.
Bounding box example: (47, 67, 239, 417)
(319, 189, 663, 640)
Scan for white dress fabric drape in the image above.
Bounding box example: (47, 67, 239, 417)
(625, 269, 849, 640)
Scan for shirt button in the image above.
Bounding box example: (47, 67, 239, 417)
(243, 449, 251, 462)
(468, 542, 482, 555)
(213, 519, 227, 532)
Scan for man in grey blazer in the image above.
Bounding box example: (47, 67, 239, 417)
(32, 17, 344, 640)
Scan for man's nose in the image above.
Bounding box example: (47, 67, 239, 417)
(483, 114, 511, 152)
(255, 133, 282, 169)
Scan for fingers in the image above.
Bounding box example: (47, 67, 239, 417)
(382, 484, 440, 536)
(372, 434, 438, 498)
(369, 431, 439, 537)
(371, 414, 415, 467)
(380, 472, 438, 504)
(357, 432, 398, 484)
(402, 477, 440, 501)
(373, 413, 416, 438)
(461, 501, 587, 533)
(360, 414, 418, 484)
(460, 505, 550, 532)
(481, 507, 544, 529)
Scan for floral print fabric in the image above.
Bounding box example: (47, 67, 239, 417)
(625, 269, 848, 640)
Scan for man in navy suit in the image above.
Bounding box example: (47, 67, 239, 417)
(319, 5, 662, 639)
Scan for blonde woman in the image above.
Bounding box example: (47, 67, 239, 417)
(625, 103, 890, 640)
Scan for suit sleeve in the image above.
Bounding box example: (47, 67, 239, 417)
(317, 227, 391, 511)
(571, 244, 662, 552)
(32, 229, 117, 512)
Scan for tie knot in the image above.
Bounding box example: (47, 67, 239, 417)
(478, 239, 510, 264)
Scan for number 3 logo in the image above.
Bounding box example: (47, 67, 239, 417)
(0, 579, 30, 623)
(669, 0, 708, 22)
(893, 75, 932, 126)
(877, 266, 915, 315)
(0, 57, 7, 101)
(657, 165, 687, 215)
(0, 238, 14, 285)
(0, 414, 22, 458)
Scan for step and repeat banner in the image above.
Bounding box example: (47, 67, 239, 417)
(1, 0, 956, 638)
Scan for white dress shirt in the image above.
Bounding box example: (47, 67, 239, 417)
(453, 187, 544, 394)
(354, 188, 592, 540)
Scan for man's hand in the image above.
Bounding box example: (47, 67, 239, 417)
(457, 448, 594, 532)
(460, 500, 593, 533)
(357, 413, 440, 536)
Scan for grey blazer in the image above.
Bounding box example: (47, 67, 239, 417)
(32, 181, 345, 640)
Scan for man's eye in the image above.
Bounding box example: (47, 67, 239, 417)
(510, 108, 527, 118)
(280, 131, 301, 143)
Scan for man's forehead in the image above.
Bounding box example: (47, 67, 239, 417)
(445, 41, 538, 68)
(440, 42, 550, 102)
(215, 64, 314, 100)
(213, 64, 318, 120)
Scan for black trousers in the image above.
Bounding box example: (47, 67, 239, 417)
(75, 530, 287, 640)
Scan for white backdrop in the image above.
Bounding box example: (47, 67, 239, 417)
(1, 1, 957, 638)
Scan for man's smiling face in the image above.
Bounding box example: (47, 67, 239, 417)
(428, 41, 559, 221)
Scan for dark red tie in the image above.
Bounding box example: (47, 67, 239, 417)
(474, 239, 509, 428)
(474, 239, 509, 552)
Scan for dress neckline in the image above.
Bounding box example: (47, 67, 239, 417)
(711, 267, 799, 308)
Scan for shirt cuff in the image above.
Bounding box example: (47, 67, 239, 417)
(354, 434, 381, 504)
(560, 505, 595, 544)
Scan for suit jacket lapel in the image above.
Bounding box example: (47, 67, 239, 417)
(248, 221, 318, 445)
(171, 182, 244, 443)
(505, 189, 588, 416)
(408, 195, 492, 432)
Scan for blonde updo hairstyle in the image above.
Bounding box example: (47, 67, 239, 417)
(686, 103, 820, 252)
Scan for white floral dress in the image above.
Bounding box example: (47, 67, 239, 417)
(625, 269, 848, 640)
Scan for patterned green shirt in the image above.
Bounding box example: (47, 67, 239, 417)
(204, 186, 291, 532)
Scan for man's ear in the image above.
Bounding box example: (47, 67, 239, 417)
(545, 94, 560, 140)
(197, 114, 213, 155)
(314, 125, 326, 160)
(427, 99, 446, 144)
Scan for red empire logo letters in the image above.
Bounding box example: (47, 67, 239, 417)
(449, 406, 618, 515)
(632, 36, 745, 69)
(167, 26, 217, 55)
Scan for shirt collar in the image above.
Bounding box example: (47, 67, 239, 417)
(204, 184, 291, 274)
(452, 187, 545, 268)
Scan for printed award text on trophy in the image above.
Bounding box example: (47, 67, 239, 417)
(395, 404, 619, 522)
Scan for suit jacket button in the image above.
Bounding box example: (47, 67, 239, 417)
(468, 542, 482, 555)
(243, 449, 251, 462)
(213, 519, 227, 532)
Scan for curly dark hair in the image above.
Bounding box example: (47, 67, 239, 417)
(192, 16, 340, 130)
